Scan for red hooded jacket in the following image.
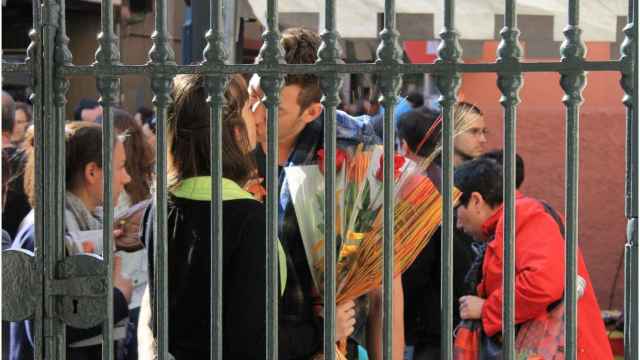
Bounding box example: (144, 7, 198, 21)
(477, 194, 613, 360)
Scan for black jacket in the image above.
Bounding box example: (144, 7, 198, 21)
(2, 147, 31, 238)
(402, 164, 475, 349)
(402, 226, 475, 347)
(147, 196, 322, 359)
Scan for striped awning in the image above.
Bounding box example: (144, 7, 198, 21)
(243, 0, 628, 43)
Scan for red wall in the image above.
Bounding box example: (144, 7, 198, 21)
(460, 41, 628, 310)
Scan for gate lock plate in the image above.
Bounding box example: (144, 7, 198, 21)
(2, 250, 109, 329)
(53, 254, 108, 329)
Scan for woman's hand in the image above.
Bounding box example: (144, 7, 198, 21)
(459, 295, 485, 320)
(244, 177, 266, 202)
(113, 207, 146, 252)
(113, 255, 133, 303)
(335, 300, 357, 340)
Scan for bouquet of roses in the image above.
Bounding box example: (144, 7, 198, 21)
(286, 143, 461, 358)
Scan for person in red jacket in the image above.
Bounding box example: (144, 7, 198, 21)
(454, 158, 613, 360)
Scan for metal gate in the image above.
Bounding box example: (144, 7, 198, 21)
(2, 0, 638, 359)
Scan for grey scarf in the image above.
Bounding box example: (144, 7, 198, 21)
(64, 191, 102, 232)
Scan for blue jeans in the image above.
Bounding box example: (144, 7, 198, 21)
(122, 307, 140, 360)
(404, 345, 415, 360)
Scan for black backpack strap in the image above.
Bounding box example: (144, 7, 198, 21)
(538, 200, 565, 238)
(141, 201, 157, 336)
(537, 199, 567, 311)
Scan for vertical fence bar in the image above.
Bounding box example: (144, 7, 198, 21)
(256, 0, 285, 357)
(560, 0, 587, 358)
(27, 0, 45, 357)
(317, 0, 343, 357)
(435, 0, 462, 357)
(623, 0, 638, 220)
(375, 0, 403, 357)
(41, 0, 71, 358)
(149, 0, 176, 356)
(35, 0, 54, 359)
(496, 0, 523, 358)
(621, 0, 638, 358)
(95, 0, 120, 356)
(202, 0, 228, 356)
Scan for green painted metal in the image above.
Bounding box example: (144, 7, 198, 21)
(621, 1, 638, 359)
(25, 1, 44, 357)
(148, 0, 176, 358)
(1, 0, 638, 358)
(95, 0, 120, 355)
(2, 253, 109, 329)
(48, 60, 624, 77)
(496, 0, 523, 358)
(376, 0, 404, 358)
(626, 219, 639, 360)
(202, 0, 228, 358)
(55, 255, 109, 328)
(255, 0, 285, 357)
(43, 38, 111, 360)
(560, 1, 587, 358)
(317, 0, 343, 356)
(622, 2, 638, 220)
(2, 250, 38, 321)
(435, 0, 462, 358)
(47, 0, 71, 357)
(320, 64, 339, 360)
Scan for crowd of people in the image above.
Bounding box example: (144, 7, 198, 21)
(1, 26, 615, 360)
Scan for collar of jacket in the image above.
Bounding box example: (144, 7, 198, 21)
(170, 176, 288, 295)
(171, 176, 253, 201)
(481, 191, 525, 237)
(287, 109, 382, 168)
(287, 113, 324, 167)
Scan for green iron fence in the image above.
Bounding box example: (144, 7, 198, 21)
(1, 0, 638, 359)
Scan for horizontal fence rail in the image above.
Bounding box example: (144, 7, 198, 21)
(1, 0, 637, 358)
(2, 60, 630, 75)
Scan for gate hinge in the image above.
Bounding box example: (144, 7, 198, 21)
(2, 249, 39, 322)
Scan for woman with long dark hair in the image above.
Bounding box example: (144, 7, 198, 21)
(139, 74, 271, 359)
(138, 74, 355, 359)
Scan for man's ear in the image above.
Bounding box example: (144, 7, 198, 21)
(470, 192, 484, 210)
(84, 162, 101, 185)
(300, 102, 323, 124)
